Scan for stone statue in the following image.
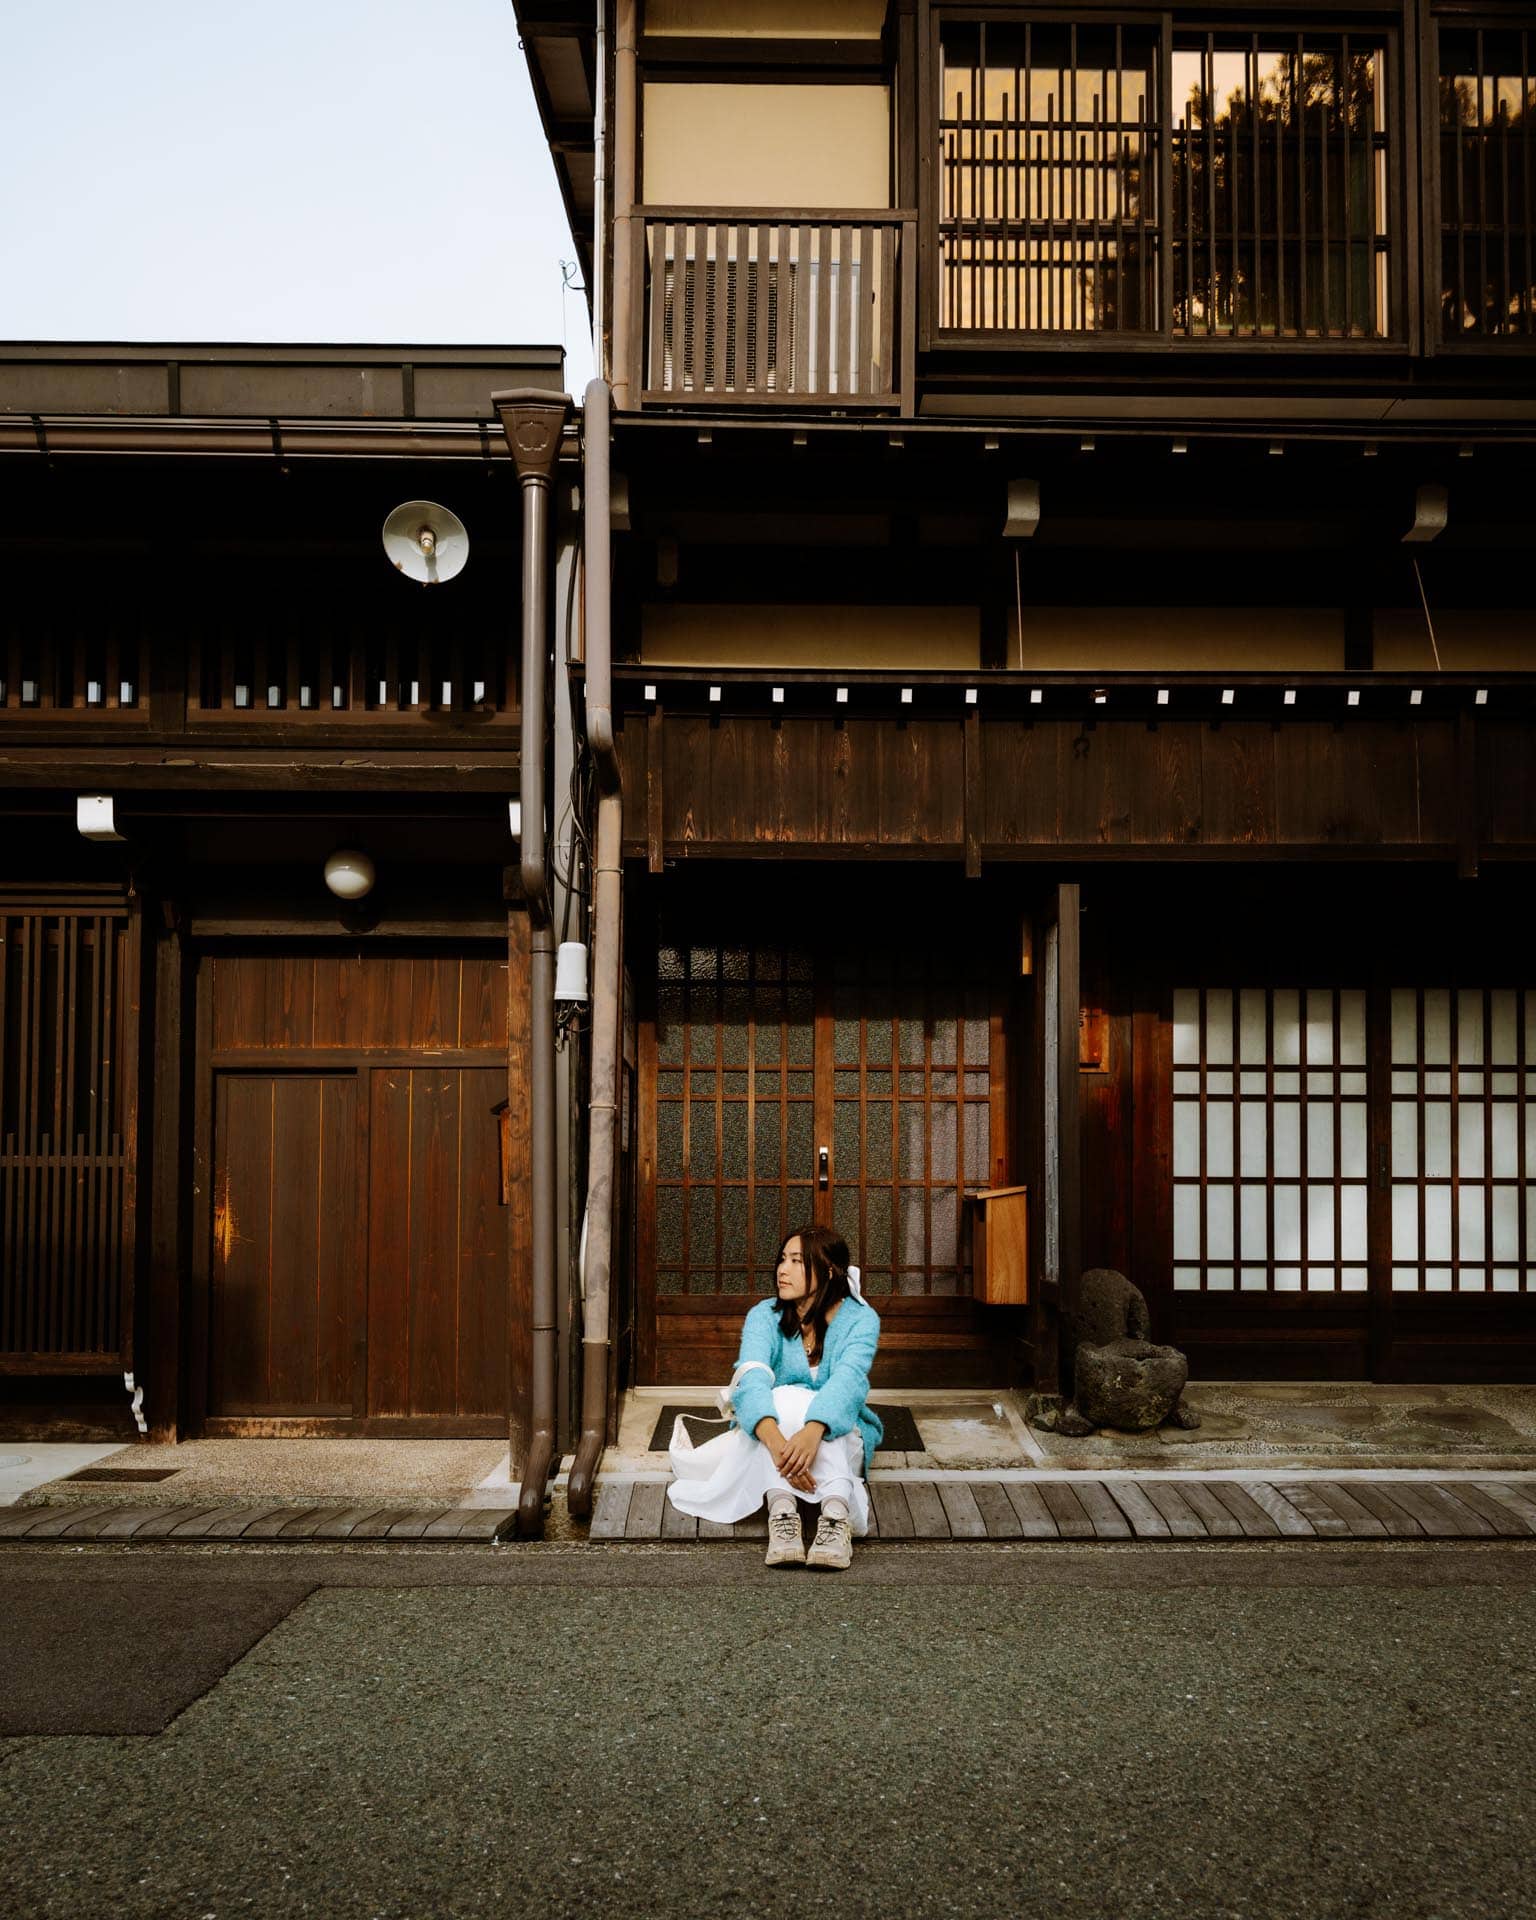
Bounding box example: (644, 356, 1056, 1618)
(1032, 1268, 1201, 1436)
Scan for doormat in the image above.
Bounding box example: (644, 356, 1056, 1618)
(648, 1404, 922, 1453)
(65, 1467, 182, 1483)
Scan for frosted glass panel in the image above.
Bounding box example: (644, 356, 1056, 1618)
(1491, 990, 1518, 1063)
(1207, 1185, 1234, 1260)
(1240, 1185, 1267, 1258)
(1392, 1186, 1419, 1259)
(1459, 1267, 1486, 1292)
(1392, 1266, 1418, 1292)
(1306, 991, 1334, 1065)
(1207, 1104, 1233, 1178)
(1458, 1103, 1485, 1179)
(1459, 1202, 1485, 1261)
(1206, 991, 1234, 1064)
(1391, 989, 1417, 1063)
(1174, 1266, 1201, 1291)
(1172, 990, 1200, 1064)
(1391, 1102, 1417, 1177)
(1423, 989, 1451, 1065)
(1341, 1106, 1367, 1178)
(1274, 1106, 1301, 1177)
(1425, 1185, 1452, 1260)
(1492, 1104, 1518, 1177)
(1492, 1188, 1519, 1260)
(1309, 1268, 1336, 1291)
(1274, 1267, 1302, 1292)
(1273, 990, 1300, 1065)
(1426, 1267, 1453, 1292)
(1173, 1103, 1201, 1177)
(1342, 1267, 1368, 1292)
(1306, 1105, 1333, 1178)
(1424, 1105, 1451, 1177)
(1207, 1071, 1234, 1096)
(1307, 1186, 1334, 1260)
(1458, 989, 1484, 1064)
(1274, 1185, 1301, 1261)
(1205, 1266, 1233, 1292)
(1240, 989, 1267, 1063)
(1340, 991, 1366, 1066)
(1173, 1071, 1200, 1094)
(1240, 1104, 1268, 1176)
(1341, 1186, 1367, 1260)
(1241, 1267, 1269, 1291)
(1174, 1187, 1201, 1260)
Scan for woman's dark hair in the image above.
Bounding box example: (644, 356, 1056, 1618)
(774, 1223, 858, 1361)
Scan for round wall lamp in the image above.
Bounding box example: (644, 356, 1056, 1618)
(323, 849, 376, 901)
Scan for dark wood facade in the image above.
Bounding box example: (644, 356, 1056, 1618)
(1, 345, 568, 1444)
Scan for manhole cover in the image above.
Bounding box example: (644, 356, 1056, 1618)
(0, 1454, 30, 1469)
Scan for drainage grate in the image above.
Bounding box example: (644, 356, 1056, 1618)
(65, 1467, 182, 1484)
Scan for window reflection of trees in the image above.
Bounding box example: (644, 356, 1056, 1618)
(1439, 29, 1534, 339)
(936, 21, 1393, 341)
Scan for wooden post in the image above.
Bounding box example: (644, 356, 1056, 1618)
(505, 883, 534, 1473)
(1057, 881, 1083, 1330)
(145, 903, 186, 1441)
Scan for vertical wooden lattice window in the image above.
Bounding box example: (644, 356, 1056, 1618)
(939, 19, 1161, 333)
(1389, 989, 1534, 1293)
(1, 904, 138, 1366)
(830, 949, 991, 1298)
(1171, 33, 1391, 339)
(1172, 988, 1368, 1294)
(1439, 28, 1535, 338)
(653, 941, 814, 1297)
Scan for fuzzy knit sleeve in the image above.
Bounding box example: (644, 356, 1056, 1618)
(729, 1301, 782, 1440)
(802, 1304, 879, 1439)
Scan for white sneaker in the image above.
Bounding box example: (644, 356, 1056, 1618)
(806, 1509, 853, 1571)
(764, 1500, 805, 1568)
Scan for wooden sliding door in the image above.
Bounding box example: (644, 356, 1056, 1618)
(637, 884, 1019, 1388)
(199, 945, 512, 1434)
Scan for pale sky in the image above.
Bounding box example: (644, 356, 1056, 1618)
(2, 0, 594, 392)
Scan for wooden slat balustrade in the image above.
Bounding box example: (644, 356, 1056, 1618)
(640, 208, 912, 410)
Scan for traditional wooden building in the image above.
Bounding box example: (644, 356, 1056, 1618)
(515, 0, 1536, 1519)
(0, 345, 583, 1523)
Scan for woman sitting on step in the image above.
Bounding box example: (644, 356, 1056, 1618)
(666, 1224, 883, 1571)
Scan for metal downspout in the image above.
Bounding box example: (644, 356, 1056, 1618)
(493, 387, 570, 1539)
(567, 375, 621, 1519)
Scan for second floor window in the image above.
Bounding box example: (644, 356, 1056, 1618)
(1439, 26, 1535, 338)
(938, 16, 1394, 341)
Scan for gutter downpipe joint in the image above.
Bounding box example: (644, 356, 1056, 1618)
(494, 386, 571, 1540)
(567, 374, 622, 1520)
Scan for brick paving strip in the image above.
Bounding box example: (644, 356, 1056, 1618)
(3, 1479, 1536, 1546)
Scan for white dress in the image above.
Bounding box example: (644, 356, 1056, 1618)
(665, 1368, 872, 1537)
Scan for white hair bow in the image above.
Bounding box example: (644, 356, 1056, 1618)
(846, 1263, 863, 1301)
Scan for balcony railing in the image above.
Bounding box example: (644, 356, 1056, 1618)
(638, 208, 914, 411)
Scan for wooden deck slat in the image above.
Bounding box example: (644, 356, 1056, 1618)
(624, 1483, 667, 1540)
(455, 1509, 516, 1541)
(1173, 1481, 1246, 1538)
(661, 1495, 698, 1539)
(93, 1505, 174, 1539)
(1102, 1481, 1172, 1537)
(1203, 1482, 1284, 1536)
(347, 1508, 418, 1540)
(198, 1505, 287, 1539)
(1039, 1482, 1096, 1539)
(971, 1481, 1024, 1538)
(1382, 1482, 1488, 1537)
(732, 1514, 768, 1540)
(1003, 1481, 1061, 1538)
(1307, 1483, 1389, 1538)
(903, 1481, 951, 1539)
(588, 1480, 634, 1540)
(123, 1504, 226, 1539)
(278, 1509, 333, 1539)
(1241, 1483, 1317, 1537)
(1450, 1483, 1536, 1536)
(234, 1507, 315, 1539)
(1069, 1480, 1135, 1538)
(870, 1481, 915, 1537)
(423, 1509, 478, 1538)
(25, 1503, 121, 1537)
(935, 1481, 987, 1539)
(1139, 1482, 1210, 1539)
(1336, 1482, 1424, 1537)
(311, 1505, 388, 1540)
(1472, 1481, 1536, 1528)
(382, 1510, 444, 1539)
(697, 1517, 735, 1539)
(1271, 1483, 1355, 1537)
(1413, 1484, 1498, 1537)
(862, 1494, 879, 1539)
(0, 1505, 60, 1537)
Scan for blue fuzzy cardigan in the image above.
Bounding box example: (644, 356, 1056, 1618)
(729, 1296, 884, 1470)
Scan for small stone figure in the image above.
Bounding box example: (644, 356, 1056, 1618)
(1031, 1268, 1201, 1436)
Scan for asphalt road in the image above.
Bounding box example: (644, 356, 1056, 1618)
(2, 1542, 1533, 1920)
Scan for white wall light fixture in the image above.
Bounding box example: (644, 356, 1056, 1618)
(323, 850, 376, 901)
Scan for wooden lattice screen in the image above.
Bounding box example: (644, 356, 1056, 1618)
(0, 894, 140, 1371)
